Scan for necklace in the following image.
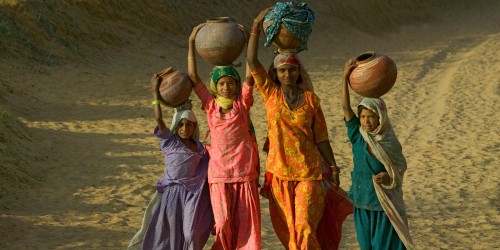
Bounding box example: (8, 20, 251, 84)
(284, 89, 302, 110)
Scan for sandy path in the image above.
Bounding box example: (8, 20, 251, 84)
(397, 34, 500, 248)
(2, 28, 499, 250)
(1, 1, 499, 249)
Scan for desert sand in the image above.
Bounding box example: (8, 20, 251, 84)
(0, 0, 498, 249)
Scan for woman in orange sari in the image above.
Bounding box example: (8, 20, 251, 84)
(247, 8, 351, 249)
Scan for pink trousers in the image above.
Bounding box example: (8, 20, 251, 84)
(210, 180, 261, 250)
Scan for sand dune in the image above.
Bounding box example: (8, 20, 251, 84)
(0, 0, 499, 249)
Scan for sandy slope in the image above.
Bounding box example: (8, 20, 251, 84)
(0, 0, 499, 249)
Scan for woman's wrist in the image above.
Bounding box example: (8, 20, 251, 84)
(331, 165, 340, 174)
(251, 24, 260, 36)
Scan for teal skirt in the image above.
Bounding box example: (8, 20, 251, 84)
(354, 207, 406, 250)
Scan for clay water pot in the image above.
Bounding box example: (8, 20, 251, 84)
(349, 51, 397, 98)
(157, 67, 192, 107)
(263, 20, 301, 50)
(195, 17, 246, 66)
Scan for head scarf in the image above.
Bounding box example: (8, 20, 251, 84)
(263, 2, 315, 53)
(268, 51, 314, 90)
(170, 100, 199, 141)
(209, 65, 241, 109)
(358, 97, 413, 249)
(358, 98, 390, 138)
(357, 97, 406, 183)
(273, 51, 301, 68)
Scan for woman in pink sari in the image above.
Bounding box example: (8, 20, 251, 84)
(187, 24, 261, 250)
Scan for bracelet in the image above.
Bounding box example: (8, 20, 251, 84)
(250, 32, 259, 36)
(251, 27, 260, 34)
(151, 100, 161, 105)
(331, 166, 340, 174)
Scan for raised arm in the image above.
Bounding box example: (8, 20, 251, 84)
(247, 7, 272, 72)
(245, 62, 254, 86)
(341, 58, 357, 121)
(188, 24, 205, 87)
(152, 74, 167, 130)
(240, 63, 255, 109)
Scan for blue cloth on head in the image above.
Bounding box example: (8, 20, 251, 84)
(263, 2, 316, 53)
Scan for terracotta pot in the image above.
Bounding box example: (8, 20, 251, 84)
(195, 17, 246, 66)
(157, 67, 192, 107)
(263, 20, 301, 50)
(349, 51, 397, 98)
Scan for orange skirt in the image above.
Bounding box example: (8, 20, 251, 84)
(260, 171, 353, 250)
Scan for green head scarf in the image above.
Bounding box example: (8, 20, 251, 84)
(209, 66, 241, 109)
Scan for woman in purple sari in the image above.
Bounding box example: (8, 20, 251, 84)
(136, 74, 214, 250)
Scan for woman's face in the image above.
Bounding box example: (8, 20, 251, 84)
(360, 108, 380, 132)
(276, 64, 299, 86)
(176, 118, 196, 139)
(216, 76, 237, 98)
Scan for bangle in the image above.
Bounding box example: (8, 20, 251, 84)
(151, 100, 160, 105)
(251, 27, 260, 34)
(250, 32, 259, 36)
(331, 166, 340, 174)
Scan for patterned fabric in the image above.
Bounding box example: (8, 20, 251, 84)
(210, 66, 241, 88)
(209, 65, 242, 109)
(252, 65, 335, 249)
(357, 98, 413, 249)
(193, 81, 261, 248)
(251, 66, 329, 180)
(141, 126, 214, 250)
(273, 52, 301, 68)
(193, 82, 259, 183)
(316, 163, 354, 250)
(268, 176, 325, 250)
(210, 181, 261, 250)
(263, 2, 315, 52)
(260, 152, 354, 250)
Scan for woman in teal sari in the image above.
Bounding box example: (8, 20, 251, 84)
(341, 58, 414, 250)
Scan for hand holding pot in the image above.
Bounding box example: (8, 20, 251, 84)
(343, 58, 357, 82)
(256, 7, 273, 24)
(151, 74, 161, 96)
(189, 23, 205, 43)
